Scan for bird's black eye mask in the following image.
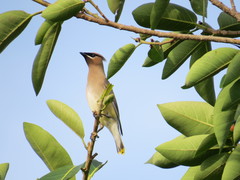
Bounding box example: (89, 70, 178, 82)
(86, 53, 97, 58)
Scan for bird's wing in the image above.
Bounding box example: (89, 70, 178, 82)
(104, 80, 123, 135)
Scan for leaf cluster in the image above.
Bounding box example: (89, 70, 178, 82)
(1, 0, 240, 179)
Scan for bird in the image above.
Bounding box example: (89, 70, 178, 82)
(80, 52, 125, 154)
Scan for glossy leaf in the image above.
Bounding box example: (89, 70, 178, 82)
(148, 45, 164, 62)
(142, 38, 182, 67)
(0, 163, 9, 180)
(190, 41, 215, 106)
(162, 40, 201, 79)
(47, 100, 85, 139)
(23, 122, 73, 171)
(107, 43, 136, 79)
(233, 115, 240, 144)
(150, 0, 170, 29)
(156, 135, 218, 166)
(195, 153, 229, 180)
(158, 101, 214, 136)
(162, 38, 183, 58)
(32, 22, 61, 95)
(223, 52, 240, 87)
(88, 160, 107, 179)
(181, 166, 201, 180)
(221, 79, 240, 111)
(190, 0, 208, 17)
(195, 133, 217, 157)
(146, 151, 178, 168)
(218, 12, 240, 30)
(142, 56, 159, 67)
(222, 145, 240, 180)
(35, 20, 55, 45)
(107, 0, 125, 22)
(42, 0, 85, 22)
(132, 3, 197, 31)
(213, 82, 236, 149)
(184, 48, 239, 88)
(81, 160, 107, 179)
(0, 10, 32, 53)
(39, 165, 82, 180)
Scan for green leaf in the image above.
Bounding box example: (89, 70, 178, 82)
(142, 38, 182, 68)
(181, 166, 201, 180)
(42, 0, 85, 22)
(35, 20, 55, 45)
(88, 160, 107, 179)
(162, 38, 183, 58)
(190, 0, 208, 17)
(146, 151, 178, 168)
(23, 122, 73, 171)
(107, 0, 125, 22)
(233, 115, 240, 144)
(157, 101, 214, 136)
(223, 52, 240, 87)
(218, 12, 240, 31)
(39, 165, 82, 180)
(132, 3, 197, 31)
(150, 0, 170, 29)
(156, 135, 218, 166)
(184, 48, 239, 88)
(222, 145, 240, 180)
(190, 41, 215, 106)
(195, 153, 229, 180)
(195, 133, 217, 157)
(81, 160, 107, 179)
(148, 45, 164, 62)
(46, 100, 85, 139)
(0, 163, 9, 180)
(162, 40, 201, 79)
(222, 79, 240, 111)
(0, 10, 32, 53)
(107, 43, 136, 79)
(213, 82, 236, 149)
(32, 22, 61, 95)
(142, 56, 159, 67)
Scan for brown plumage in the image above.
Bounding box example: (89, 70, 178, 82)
(80, 52, 124, 154)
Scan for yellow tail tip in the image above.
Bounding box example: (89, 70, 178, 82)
(118, 148, 125, 155)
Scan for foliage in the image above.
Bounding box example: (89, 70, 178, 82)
(1, 0, 240, 179)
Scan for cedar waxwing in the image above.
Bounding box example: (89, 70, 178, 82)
(80, 52, 125, 154)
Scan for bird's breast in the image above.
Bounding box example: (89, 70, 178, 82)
(86, 83, 104, 112)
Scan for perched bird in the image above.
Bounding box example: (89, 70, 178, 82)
(80, 52, 125, 154)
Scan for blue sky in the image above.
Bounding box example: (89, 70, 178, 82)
(0, 0, 232, 179)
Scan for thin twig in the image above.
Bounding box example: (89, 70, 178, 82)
(230, 0, 236, 11)
(33, 0, 240, 45)
(87, 0, 109, 22)
(134, 38, 174, 46)
(209, 0, 240, 21)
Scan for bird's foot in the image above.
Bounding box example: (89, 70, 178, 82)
(97, 124, 104, 133)
(90, 132, 99, 141)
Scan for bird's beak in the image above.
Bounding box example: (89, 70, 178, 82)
(80, 52, 87, 58)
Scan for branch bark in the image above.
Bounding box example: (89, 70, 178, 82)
(82, 116, 99, 180)
(209, 0, 240, 21)
(33, 0, 240, 45)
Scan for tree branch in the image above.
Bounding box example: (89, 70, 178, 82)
(82, 116, 100, 180)
(209, 0, 240, 21)
(33, 0, 240, 45)
(230, 0, 236, 11)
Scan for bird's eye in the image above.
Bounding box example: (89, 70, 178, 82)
(89, 53, 96, 57)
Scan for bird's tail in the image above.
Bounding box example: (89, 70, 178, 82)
(110, 124, 125, 154)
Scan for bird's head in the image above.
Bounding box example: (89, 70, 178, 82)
(80, 52, 105, 66)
